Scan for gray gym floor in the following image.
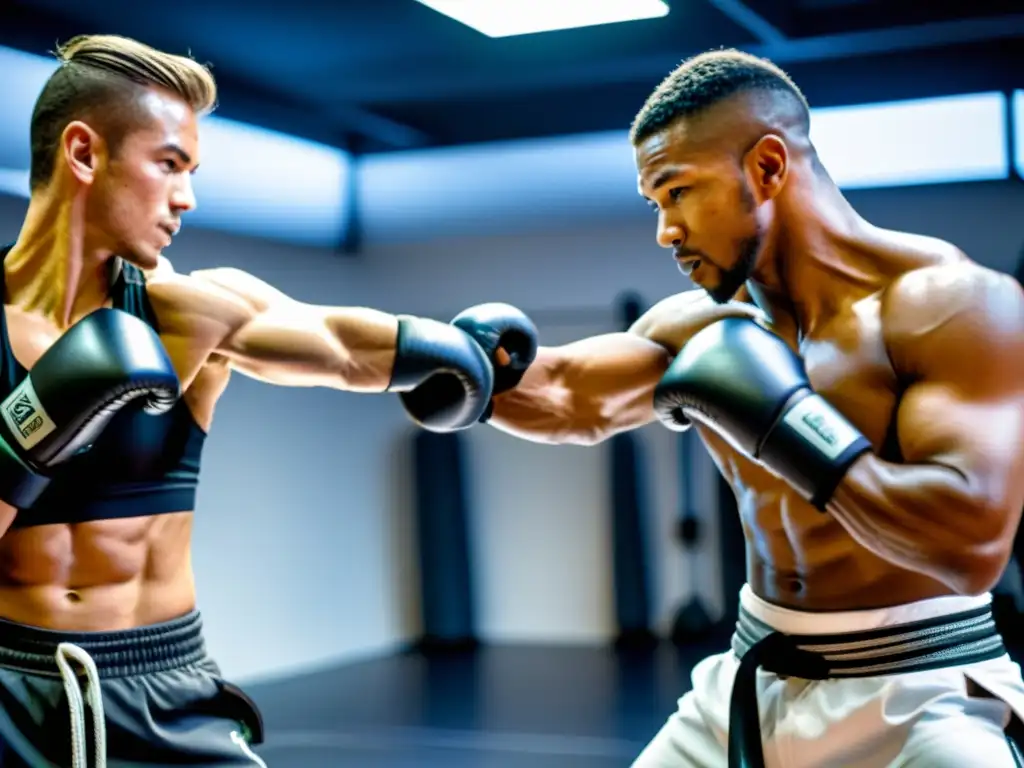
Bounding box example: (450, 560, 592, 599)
(244, 604, 1024, 768)
(244, 640, 721, 767)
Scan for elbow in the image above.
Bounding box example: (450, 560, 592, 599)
(961, 539, 1016, 596)
(948, 557, 1007, 597)
(925, 541, 1003, 595)
(942, 520, 1015, 597)
(936, 488, 1018, 596)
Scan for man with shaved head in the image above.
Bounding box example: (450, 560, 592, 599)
(438, 49, 1024, 766)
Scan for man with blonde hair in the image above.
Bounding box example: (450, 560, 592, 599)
(0, 34, 534, 767)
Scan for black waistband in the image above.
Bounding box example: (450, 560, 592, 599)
(0, 610, 209, 678)
(727, 602, 1007, 768)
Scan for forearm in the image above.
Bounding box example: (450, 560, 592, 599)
(323, 307, 400, 392)
(225, 304, 401, 392)
(489, 334, 670, 446)
(828, 454, 1008, 594)
(488, 379, 586, 445)
(488, 356, 608, 446)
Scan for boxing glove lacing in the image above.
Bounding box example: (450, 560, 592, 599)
(55, 642, 107, 768)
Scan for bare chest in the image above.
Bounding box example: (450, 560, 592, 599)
(2, 306, 61, 372)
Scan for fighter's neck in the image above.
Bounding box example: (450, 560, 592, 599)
(6, 193, 116, 328)
(748, 180, 881, 337)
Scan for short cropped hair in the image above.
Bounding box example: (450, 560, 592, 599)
(29, 34, 218, 191)
(630, 48, 810, 145)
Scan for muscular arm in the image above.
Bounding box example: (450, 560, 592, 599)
(187, 267, 399, 391)
(489, 333, 672, 445)
(828, 266, 1024, 594)
(489, 291, 762, 445)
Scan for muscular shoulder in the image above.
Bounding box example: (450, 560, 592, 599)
(883, 261, 1023, 339)
(629, 289, 762, 355)
(144, 264, 280, 344)
(882, 261, 1024, 377)
(186, 267, 294, 310)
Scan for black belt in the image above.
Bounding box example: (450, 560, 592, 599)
(727, 602, 1007, 768)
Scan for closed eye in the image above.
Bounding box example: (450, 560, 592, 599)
(160, 159, 199, 177)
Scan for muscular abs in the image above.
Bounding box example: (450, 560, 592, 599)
(703, 295, 952, 611)
(0, 513, 197, 630)
(0, 290, 226, 631)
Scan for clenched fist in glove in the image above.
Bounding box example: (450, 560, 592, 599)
(451, 302, 539, 422)
(0, 308, 180, 510)
(653, 317, 872, 511)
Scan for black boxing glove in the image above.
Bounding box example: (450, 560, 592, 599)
(653, 317, 871, 511)
(387, 316, 494, 432)
(451, 302, 539, 422)
(0, 308, 181, 509)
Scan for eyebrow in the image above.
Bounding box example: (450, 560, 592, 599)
(639, 165, 690, 203)
(160, 143, 199, 172)
(649, 167, 685, 191)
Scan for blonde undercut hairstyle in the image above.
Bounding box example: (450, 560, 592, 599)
(29, 34, 218, 190)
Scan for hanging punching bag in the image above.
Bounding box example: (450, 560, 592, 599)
(670, 429, 716, 645)
(716, 472, 745, 635)
(610, 292, 657, 649)
(412, 429, 478, 650)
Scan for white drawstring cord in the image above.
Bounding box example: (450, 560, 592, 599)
(55, 642, 107, 768)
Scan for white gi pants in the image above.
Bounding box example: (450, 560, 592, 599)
(634, 586, 1024, 768)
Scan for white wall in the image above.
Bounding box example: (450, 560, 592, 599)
(1, 177, 1022, 682)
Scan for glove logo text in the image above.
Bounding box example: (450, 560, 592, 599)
(6, 393, 43, 439)
(800, 411, 837, 448)
(782, 394, 858, 462)
(1, 379, 57, 451)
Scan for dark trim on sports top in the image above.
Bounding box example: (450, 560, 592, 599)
(0, 244, 206, 525)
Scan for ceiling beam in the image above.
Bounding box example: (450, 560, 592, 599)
(210, 75, 433, 151)
(754, 13, 1024, 63)
(398, 40, 1020, 149)
(0, 4, 432, 151)
(345, 13, 1024, 104)
(703, 0, 790, 43)
(221, 76, 433, 151)
(319, 103, 431, 150)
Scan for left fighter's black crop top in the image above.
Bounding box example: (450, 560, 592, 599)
(0, 244, 207, 527)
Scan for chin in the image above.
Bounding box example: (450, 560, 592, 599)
(707, 243, 759, 303)
(704, 269, 750, 304)
(706, 285, 738, 305)
(120, 246, 161, 271)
